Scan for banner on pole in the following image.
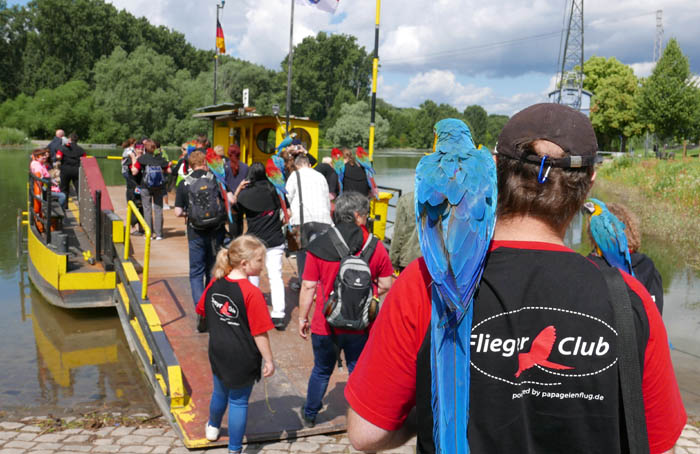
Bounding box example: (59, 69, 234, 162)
(216, 19, 226, 54)
(295, 0, 339, 14)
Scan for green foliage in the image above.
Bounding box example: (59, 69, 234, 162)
(325, 101, 389, 148)
(0, 127, 28, 145)
(463, 105, 488, 145)
(285, 32, 372, 128)
(637, 39, 700, 143)
(410, 100, 461, 148)
(583, 56, 644, 151)
(0, 0, 210, 102)
(484, 114, 509, 148)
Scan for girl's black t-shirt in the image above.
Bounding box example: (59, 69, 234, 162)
(342, 163, 370, 196)
(236, 181, 285, 248)
(200, 277, 273, 389)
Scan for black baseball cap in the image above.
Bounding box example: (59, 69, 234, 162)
(495, 103, 597, 168)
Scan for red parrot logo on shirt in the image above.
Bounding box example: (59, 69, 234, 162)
(515, 326, 574, 377)
(211, 293, 239, 320)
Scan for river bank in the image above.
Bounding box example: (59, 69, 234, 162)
(595, 161, 700, 270)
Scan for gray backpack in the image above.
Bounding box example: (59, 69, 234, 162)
(323, 226, 379, 331)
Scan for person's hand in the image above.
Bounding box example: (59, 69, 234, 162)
(262, 360, 275, 377)
(235, 179, 250, 195)
(298, 318, 309, 340)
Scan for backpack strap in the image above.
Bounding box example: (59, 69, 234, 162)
(599, 265, 649, 454)
(328, 226, 350, 258)
(359, 234, 378, 262)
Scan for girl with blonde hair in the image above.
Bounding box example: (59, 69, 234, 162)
(195, 235, 275, 454)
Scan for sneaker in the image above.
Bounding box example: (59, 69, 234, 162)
(163, 204, 171, 210)
(205, 423, 219, 441)
(301, 407, 315, 428)
(155, 236, 163, 241)
(272, 318, 285, 331)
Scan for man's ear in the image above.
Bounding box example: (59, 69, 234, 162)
(591, 170, 597, 184)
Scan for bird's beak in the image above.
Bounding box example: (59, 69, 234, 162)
(582, 201, 595, 214)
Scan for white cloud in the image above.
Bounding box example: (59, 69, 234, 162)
(391, 70, 492, 110)
(629, 61, 656, 78)
(101, 0, 700, 113)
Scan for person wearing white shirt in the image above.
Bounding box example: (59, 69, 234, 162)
(285, 153, 333, 283)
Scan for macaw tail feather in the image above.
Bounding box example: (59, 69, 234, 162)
(430, 287, 472, 454)
(218, 182, 233, 224)
(278, 192, 289, 224)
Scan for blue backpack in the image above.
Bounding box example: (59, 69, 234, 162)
(144, 164, 164, 188)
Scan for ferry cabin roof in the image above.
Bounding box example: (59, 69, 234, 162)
(193, 103, 319, 166)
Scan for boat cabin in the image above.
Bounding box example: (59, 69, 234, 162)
(193, 103, 319, 165)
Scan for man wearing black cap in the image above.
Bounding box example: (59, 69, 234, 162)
(344, 104, 685, 453)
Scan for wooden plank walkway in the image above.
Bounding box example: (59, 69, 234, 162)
(106, 186, 349, 448)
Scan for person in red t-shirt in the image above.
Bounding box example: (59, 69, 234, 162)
(195, 235, 275, 454)
(345, 104, 686, 454)
(297, 191, 393, 427)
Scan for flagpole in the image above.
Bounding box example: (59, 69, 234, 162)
(214, 0, 225, 104)
(285, 0, 295, 135)
(368, 0, 381, 161)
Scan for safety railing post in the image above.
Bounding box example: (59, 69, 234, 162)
(124, 204, 132, 260)
(95, 190, 102, 262)
(125, 200, 152, 300)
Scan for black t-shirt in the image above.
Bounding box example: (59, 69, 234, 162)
(200, 277, 273, 389)
(59, 143, 86, 168)
(315, 162, 339, 196)
(236, 180, 285, 248)
(415, 246, 650, 454)
(342, 163, 370, 196)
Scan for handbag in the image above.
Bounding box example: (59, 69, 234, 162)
(285, 171, 305, 253)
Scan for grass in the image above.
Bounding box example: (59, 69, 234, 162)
(595, 156, 700, 268)
(0, 127, 29, 145)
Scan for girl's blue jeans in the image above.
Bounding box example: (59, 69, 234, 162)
(208, 374, 253, 452)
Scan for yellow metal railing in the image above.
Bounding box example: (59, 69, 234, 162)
(124, 200, 152, 300)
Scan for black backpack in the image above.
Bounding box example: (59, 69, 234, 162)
(184, 172, 225, 230)
(323, 226, 380, 331)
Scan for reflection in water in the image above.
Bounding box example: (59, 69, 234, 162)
(0, 148, 157, 416)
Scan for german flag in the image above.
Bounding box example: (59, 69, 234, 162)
(216, 19, 225, 54)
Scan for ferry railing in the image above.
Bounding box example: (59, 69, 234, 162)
(372, 185, 403, 241)
(27, 172, 55, 244)
(124, 200, 152, 300)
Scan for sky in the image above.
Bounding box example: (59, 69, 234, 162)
(8, 0, 700, 116)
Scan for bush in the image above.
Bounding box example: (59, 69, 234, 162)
(0, 127, 29, 145)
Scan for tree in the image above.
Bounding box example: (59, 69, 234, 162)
(637, 38, 700, 152)
(325, 101, 389, 148)
(410, 100, 461, 148)
(484, 114, 509, 147)
(0, 4, 30, 101)
(91, 46, 178, 143)
(463, 105, 488, 145)
(583, 56, 644, 151)
(284, 32, 372, 126)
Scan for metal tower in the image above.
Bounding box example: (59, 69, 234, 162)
(551, 0, 584, 110)
(653, 9, 663, 62)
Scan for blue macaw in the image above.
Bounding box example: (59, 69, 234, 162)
(415, 118, 497, 454)
(584, 198, 634, 276)
(275, 132, 297, 153)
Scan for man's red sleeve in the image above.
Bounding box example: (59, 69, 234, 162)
(133, 161, 142, 171)
(345, 259, 431, 430)
(56, 151, 63, 159)
(241, 281, 274, 336)
(622, 273, 686, 453)
(302, 253, 321, 282)
(371, 242, 394, 278)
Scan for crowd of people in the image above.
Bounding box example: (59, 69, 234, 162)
(28, 103, 684, 454)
